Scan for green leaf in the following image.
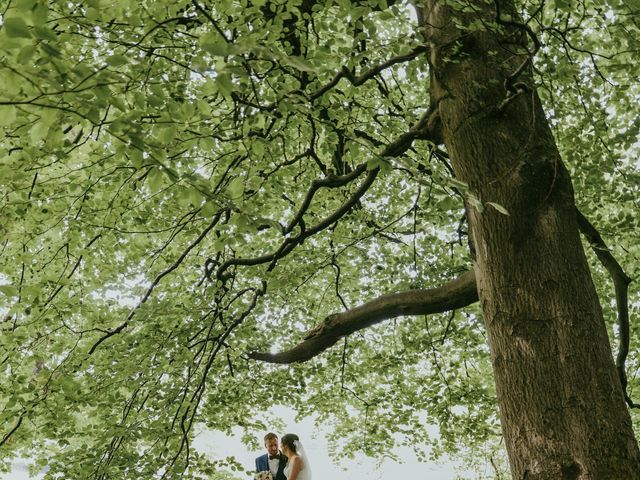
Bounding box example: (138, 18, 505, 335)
(129, 148, 144, 168)
(281, 55, 317, 73)
(468, 193, 484, 213)
(200, 77, 217, 95)
(0, 285, 19, 297)
(33, 25, 56, 40)
(367, 156, 391, 173)
(14, 0, 37, 11)
(176, 186, 197, 207)
(148, 94, 165, 107)
(188, 186, 204, 205)
(251, 141, 265, 159)
(486, 202, 510, 216)
(109, 94, 127, 112)
(227, 177, 244, 199)
(16, 44, 37, 64)
(3, 17, 32, 38)
(39, 41, 61, 57)
(201, 200, 218, 218)
(195, 98, 210, 115)
(147, 167, 164, 193)
(85, 107, 100, 123)
(31, 3, 49, 26)
(199, 32, 229, 56)
(30, 121, 50, 142)
(159, 125, 177, 143)
(105, 54, 128, 67)
(448, 178, 468, 191)
(216, 73, 233, 99)
(0, 106, 17, 126)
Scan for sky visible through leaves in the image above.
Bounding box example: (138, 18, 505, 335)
(0, 0, 639, 478)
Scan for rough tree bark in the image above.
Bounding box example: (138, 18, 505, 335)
(422, 0, 640, 478)
(251, 1, 640, 477)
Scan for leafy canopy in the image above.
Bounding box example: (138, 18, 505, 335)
(0, 0, 639, 478)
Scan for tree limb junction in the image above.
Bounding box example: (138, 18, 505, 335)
(576, 208, 638, 408)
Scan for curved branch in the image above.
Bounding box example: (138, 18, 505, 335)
(212, 167, 378, 280)
(285, 164, 368, 234)
(214, 107, 436, 280)
(0, 413, 24, 448)
(310, 44, 429, 100)
(576, 209, 638, 408)
(249, 269, 478, 363)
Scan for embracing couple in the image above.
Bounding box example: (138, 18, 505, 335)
(255, 432, 312, 480)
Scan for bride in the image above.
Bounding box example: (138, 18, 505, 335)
(281, 433, 312, 480)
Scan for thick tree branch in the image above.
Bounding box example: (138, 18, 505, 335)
(249, 269, 478, 363)
(212, 108, 436, 280)
(576, 208, 638, 408)
(285, 164, 368, 234)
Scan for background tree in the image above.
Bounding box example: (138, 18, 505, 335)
(0, 0, 639, 479)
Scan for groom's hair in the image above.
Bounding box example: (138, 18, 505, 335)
(264, 432, 278, 442)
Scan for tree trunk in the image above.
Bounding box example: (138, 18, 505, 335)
(422, 1, 640, 478)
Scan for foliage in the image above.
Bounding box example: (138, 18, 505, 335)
(0, 0, 638, 478)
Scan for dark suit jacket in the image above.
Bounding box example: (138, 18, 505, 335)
(255, 453, 287, 480)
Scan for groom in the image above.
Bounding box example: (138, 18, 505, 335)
(255, 432, 287, 480)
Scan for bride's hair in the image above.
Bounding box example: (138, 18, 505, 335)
(281, 433, 299, 453)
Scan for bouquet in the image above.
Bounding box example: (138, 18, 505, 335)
(255, 471, 273, 480)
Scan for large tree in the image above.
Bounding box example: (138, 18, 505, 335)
(1, 0, 639, 479)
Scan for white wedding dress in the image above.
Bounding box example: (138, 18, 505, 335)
(284, 454, 312, 480)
